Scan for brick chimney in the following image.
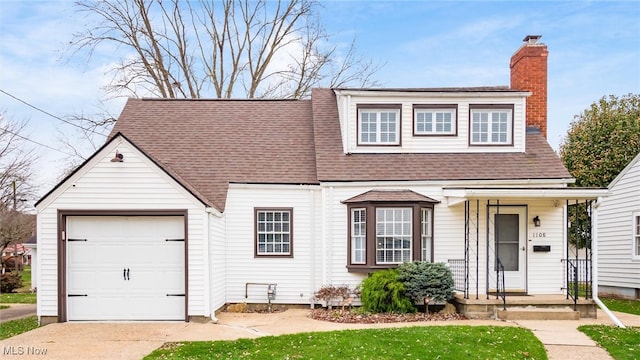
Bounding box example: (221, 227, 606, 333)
(510, 35, 548, 138)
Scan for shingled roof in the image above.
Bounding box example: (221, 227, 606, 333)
(110, 89, 572, 211)
(111, 98, 319, 211)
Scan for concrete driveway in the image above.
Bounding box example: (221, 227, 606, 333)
(0, 309, 637, 360)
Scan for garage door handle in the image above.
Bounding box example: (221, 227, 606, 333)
(123, 268, 130, 280)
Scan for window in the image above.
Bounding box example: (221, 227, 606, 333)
(376, 208, 412, 263)
(358, 105, 401, 145)
(634, 213, 640, 258)
(255, 208, 293, 257)
(414, 105, 457, 135)
(351, 208, 366, 264)
(421, 208, 432, 261)
(345, 197, 436, 272)
(470, 105, 513, 145)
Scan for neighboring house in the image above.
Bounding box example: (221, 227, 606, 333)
(35, 35, 606, 323)
(23, 235, 37, 290)
(597, 152, 640, 299)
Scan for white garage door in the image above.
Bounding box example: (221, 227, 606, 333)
(66, 216, 185, 321)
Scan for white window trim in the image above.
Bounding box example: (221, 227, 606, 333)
(358, 108, 401, 145)
(470, 108, 513, 145)
(421, 208, 432, 262)
(375, 207, 413, 264)
(414, 108, 456, 135)
(351, 208, 366, 264)
(633, 212, 640, 260)
(255, 208, 292, 257)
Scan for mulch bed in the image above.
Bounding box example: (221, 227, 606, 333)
(309, 308, 467, 323)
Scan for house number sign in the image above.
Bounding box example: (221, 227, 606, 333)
(531, 232, 546, 238)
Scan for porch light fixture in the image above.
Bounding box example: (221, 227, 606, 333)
(533, 215, 541, 227)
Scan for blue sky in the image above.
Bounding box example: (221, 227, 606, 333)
(1, 1, 639, 203)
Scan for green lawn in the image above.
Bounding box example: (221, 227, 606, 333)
(600, 298, 640, 316)
(144, 326, 547, 360)
(0, 316, 39, 340)
(579, 325, 640, 360)
(0, 265, 36, 304)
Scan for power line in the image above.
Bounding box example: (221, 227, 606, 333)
(0, 88, 107, 136)
(1, 125, 78, 157)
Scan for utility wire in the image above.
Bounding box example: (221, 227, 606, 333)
(0, 88, 107, 136)
(1, 125, 78, 157)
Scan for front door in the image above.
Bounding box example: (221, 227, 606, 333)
(490, 206, 527, 292)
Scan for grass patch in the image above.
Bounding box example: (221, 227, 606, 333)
(0, 292, 36, 304)
(0, 305, 9, 310)
(579, 325, 640, 360)
(600, 298, 640, 316)
(144, 326, 547, 360)
(0, 316, 39, 340)
(0, 266, 35, 304)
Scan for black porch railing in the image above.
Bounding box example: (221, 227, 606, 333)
(563, 258, 592, 310)
(496, 258, 506, 310)
(448, 259, 467, 295)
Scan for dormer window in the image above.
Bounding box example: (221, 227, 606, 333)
(413, 105, 457, 136)
(357, 104, 401, 146)
(469, 105, 514, 145)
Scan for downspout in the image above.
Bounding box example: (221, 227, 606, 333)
(591, 200, 625, 328)
(205, 207, 221, 323)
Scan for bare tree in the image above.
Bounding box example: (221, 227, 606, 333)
(0, 209, 35, 271)
(70, 0, 381, 101)
(0, 111, 37, 211)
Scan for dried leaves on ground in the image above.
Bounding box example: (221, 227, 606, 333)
(309, 308, 467, 323)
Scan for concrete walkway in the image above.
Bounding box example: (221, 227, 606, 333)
(0, 304, 36, 323)
(0, 307, 637, 359)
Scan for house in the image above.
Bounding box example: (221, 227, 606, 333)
(34, 35, 607, 324)
(596, 152, 640, 299)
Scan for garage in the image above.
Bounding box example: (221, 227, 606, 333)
(65, 215, 186, 321)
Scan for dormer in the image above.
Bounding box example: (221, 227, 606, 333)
(333, 35, 548, 155)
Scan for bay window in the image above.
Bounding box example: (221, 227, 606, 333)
(344, 192, 437, 272)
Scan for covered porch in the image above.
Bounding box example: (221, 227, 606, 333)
(442, 187, 607, 319)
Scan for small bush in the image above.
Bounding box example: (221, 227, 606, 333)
(360, 269, 415, 313)
(397, 262, 455, 304)
(1, 271, 23, 293)
(314, 285, 359, 309)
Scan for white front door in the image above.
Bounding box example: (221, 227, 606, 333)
(489, 206, 527, 292)
(66, 216, 185, 321)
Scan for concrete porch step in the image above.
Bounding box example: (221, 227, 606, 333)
(496, 306, 580, 320)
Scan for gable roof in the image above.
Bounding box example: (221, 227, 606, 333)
(35, 132, 211, 208)
(311, 88, 571, 182)
(110, 98, 319, 211)
(86, 88, 573, 213)
(608, 151, 640, 189)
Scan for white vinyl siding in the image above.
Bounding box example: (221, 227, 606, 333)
(471, 109, 512, 145)
(224, 184, 322, 305)
(376, 208, 412, 264)
(415, 109, 455, 135)
(350, 208, 366, 264)
(334, 91, 527, 154)
(35, 138, 209, 319)
(358, 109, 400, 145)
(597, 153, 640, 294)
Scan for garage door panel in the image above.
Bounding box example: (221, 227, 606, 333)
(66, 216, 185, 321)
